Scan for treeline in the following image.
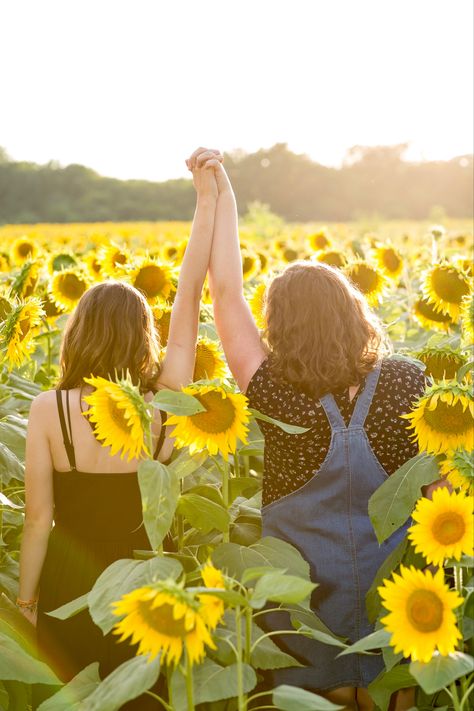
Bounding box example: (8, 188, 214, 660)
(0, 143, 472, 224)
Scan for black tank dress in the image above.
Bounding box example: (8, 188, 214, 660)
(36, 390, 168, 706)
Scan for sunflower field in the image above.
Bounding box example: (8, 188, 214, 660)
(0, 216, 473, 711)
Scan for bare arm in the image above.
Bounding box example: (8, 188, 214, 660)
(205, 162, 266, 392)
(18, 393, 55, 625)
(157, 151, 219, 390)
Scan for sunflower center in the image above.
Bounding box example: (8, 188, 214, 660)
(18, 242, 33, 258)
(383, 250, 401, 272)
(432, 512, 466, 545)
(350, 264, 379, 293)
(319, 251, 345, 268)
(192, 391, 236, 433)
(406, 590, 443, 632)
(134, 265, 167, 298)
(431, 267, 469, 304)
(194, 346, 217, 381)
(18, 317, 31, 341)
(422, 354, 462, 380)
(114, 252, 127, 266)
(58, 273, 87, 300)
(138, 600, 192, 637)
(0, 296, 11, 319)
(415, 299, 452, 323)
(242, 256, 255, 275)
(107, 398, 130, 433)
(424, 399, 473, 435)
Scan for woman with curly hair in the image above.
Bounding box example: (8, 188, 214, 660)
(187, 148, 427, 711)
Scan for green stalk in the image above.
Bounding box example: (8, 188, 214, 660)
(242, 455, 250, 478)
(222, 459, 230, 543)
(185, 651, 195, 711)
(245, 607, 252, 664)
(454, 566, 464, 640)
(233, 452, 241, 477)
(235, 606, 246, 711)
(449, 681, 462, 711)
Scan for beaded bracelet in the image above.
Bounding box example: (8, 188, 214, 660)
(16, 597, 38, 613)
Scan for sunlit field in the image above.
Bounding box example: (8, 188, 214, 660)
(0, 216, 473, 710)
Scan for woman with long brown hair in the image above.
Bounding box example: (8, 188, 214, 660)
(188, 150, 427, 711)
(17, 151, 222, 704)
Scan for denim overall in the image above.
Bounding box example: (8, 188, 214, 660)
(261, 364, 408, 690)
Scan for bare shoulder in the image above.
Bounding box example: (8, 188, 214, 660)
(28, 390, 58, 423)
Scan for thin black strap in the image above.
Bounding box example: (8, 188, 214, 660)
(56, 391, 77, 471)
(153, 409, 168, 460)
(65, 391, 77, 470)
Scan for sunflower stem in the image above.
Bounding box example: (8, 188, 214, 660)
(233, 453, 241, 477)
(449, 681, 462, 711)
(454, 565, 464, 640)
(185, 650, 195, 711)
(222, 459, 230, 543)
(235, 606, 246, 711)
(243, 455, 250, 478)
(244, 606, 252, 664)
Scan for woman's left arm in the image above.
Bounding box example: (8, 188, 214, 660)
(18, 393, 55, 625)
(157, 149, 220, 390)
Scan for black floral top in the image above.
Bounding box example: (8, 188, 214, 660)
(246, 357, 426, 506)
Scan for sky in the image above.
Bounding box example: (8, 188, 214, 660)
(0, 0, 472, 181)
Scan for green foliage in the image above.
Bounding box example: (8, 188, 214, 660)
(273, 684, 344, 710)
(409, 653, 474, 694)
(138, 460, 180, 549)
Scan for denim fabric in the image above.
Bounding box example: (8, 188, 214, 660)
(261, 364, 408, 690)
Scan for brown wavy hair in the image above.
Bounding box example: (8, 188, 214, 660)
(57, 281, 161, 391)
(264, 261, 390, 398)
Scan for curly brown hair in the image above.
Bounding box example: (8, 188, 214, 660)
(57, 281, 161, 392)
(264, 261, 390, 398)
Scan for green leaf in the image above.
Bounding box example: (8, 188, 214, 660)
(445, 554, 474, 568)
(46, 593, 89, 621)
(250, 571, 317, 609)
(153, 389, 205, 415)
(290, 606, 343, 640)
(368, 665, 415, 711)
(238, 439, 265, 456)
(170, 659, 257, 710)
(167, 450, 207, 480)
(0, 632, 61, 685)
(37, 663, 101, 710)
(88, 556, 182, 633)
(212, 536, 311, 582)
(337, 628, 391, 657)
(296, 624, 348, 649)
(457, 360, 474, 381)
(138, 460, 180, 550)
(368, 454, 439, 543)
(249, 408, 310, 434)
(78, 654, 160, 711)
(251, 626, 304, 669)
(382, 644, 403, 671)
(229, 476, 261, 503)
(242, 566, 287, 585)
(273, 684, 344, 710)
(177, 493, 230, 533)
(0, 442, 24, 484)
(366, 537, 408, 623)
(409, 652, 474, 694)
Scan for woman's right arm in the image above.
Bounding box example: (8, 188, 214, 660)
(202, 161, 267, 392)
(18, 393, 55, 625)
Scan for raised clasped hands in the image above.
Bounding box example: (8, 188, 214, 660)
(186, 147, 231, 198)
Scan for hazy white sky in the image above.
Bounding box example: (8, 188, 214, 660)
(1, 0, 472, 181)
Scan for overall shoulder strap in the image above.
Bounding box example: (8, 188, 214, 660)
(348, 362, 382, 429)
(153, 410, 168, 460)
(56, 390, 77, 470)
(319, 393, 346, 431)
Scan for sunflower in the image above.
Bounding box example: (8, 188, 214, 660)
(307, 229, 331, 252)
(345, 260, 388, 306)
(453, 256, 473, 278)
(194, 338, 227, 382)
(257, 251, 269, 274)
(242, 251, 261, 282)
(0, 253, 10, 272)
(281, 245, 300, 263)
(430, 225, 446, 240)
(10, 260, 42, 299)
(198, 561, 226, 630)
(440, 449, 474, 495)
(48, 252, 77, 274)
(0, 297, 45, 368)
(402, 381, 474, 456)
(379, 565, 463, 662)
(11, 236, 39, 265)
(161, 242, 181, 263)
(461, 292, 474, 343)
(82, 252, 103, 281)
(249, 282, 267, 331)
(112, 579, 216, 666)
(39, 290, 66, 320)
(49, 269, 90, 311)
(165, 383, 250, 460)
(314, 249, 347, 269)
(99, 243, 131, 278)
(416, 346, 467, 381)
(152, 305, 172, 347)
(0, 290, 13, 321)
(413, 297, 453, 332)
(82, 374, 152, 461)
(421, 263, 471, 321)
(408, 488, 474, 565)
(371, 244, 403, 280)
(127, 257, 174, 304)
